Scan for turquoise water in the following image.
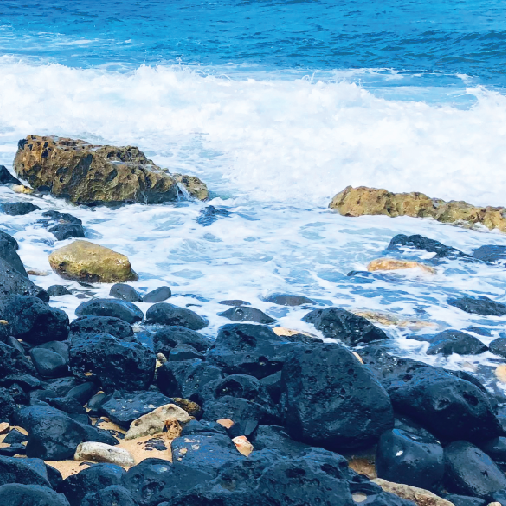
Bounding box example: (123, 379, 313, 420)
(1, 0, 506, 386)
(1, 0, 506, 87)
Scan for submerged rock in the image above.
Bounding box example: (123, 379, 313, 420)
(196, 205, 229, 226)
(38, 211, 85, 241)
(387, 234, 467, 259)
(263, 294, 314, 306)
(448, 296, 506, 316)
(49, 240, 137, 283)
(427, 330, 488, 356)
(14, 135, 181, 205)
(0, 202, 40, 216)
(368, 258, 436, 274)
(472, 244, 506, 263)
(219, 306, 275, 324)
(175, 174, 209, 201)
(330, 185, 506, 231)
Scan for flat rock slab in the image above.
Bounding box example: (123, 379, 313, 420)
(74, 442, 135, 467)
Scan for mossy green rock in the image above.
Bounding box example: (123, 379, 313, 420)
(14, 135, 208, 205)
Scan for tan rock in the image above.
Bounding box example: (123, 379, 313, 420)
(164, 419, 183, 439)
(352, 352, 364, 364)
(0, 320, 8, 326)
(217, 419, 235, 429)
(348, 457, 376, 479)
(125, 404, 192, 440)
(0, 423, 9, 435)
(368, 258, 436, 274)
(330, 185, 506, 232)
(175, 174, 209, 201)
(373, 478, 453, 506)
(233, 435, 254, 456)
(273, 327, 314, 338)
(495, 365, 506, 383)
(12, 185, 33, 194)
(14, 135, 180, 205)
(74, 441, 135, 467)
(172, 398, 202, 417)
(27, 269, 49, 276)
(352, 310, 437, 329)
(48, 240, 137, 283)
(488, 503, 502, 506)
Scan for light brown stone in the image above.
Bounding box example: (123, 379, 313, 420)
(233, 435, 254, 456)
(217, 419, 235, 429)
(172, 398, 202, 417)
(330, 185, 506, 232)
(175, 174, 209, 201)
(0, 423, 9, 435)
(48, 240, 137, 283)
(125, 404, 192, 440)
(352, 310, 437, 329)
(495, 365, 506, 383)
(373, 478, 453, 506)
(12, 185, 34, 194)
(74, 441, 135, 467)
(368, 258, 436, 274)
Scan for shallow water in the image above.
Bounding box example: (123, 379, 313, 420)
(1, 0, 506, 392)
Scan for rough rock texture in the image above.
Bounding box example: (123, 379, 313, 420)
(75, 298, 143, 324)
(74, 442, 135, 467)
(427, 330, 488, 356)
(280, 343, 394, 450)
(387, 234, 467, 259)
(302, 307, 388, 346)
(175, 174, 209, 201)
(368, 258, 436, 274)
(374, 479, 453, 506)
(14, 135, 181, 205)
(0, 165, 21, 185)
(330, 185, 506, 231)
(0, 484, 71, 506)
(125, 404, 192, 440)
(447, 296, 506, 316)
(49, 240, 137, 283)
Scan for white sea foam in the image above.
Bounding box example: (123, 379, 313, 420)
(0, 60, 504, 206)
(0, 60, 506, 388)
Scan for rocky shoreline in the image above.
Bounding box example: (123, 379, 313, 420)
(1, 139, 506, 505)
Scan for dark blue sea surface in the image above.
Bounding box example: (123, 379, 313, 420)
(1, 0, 506, 87)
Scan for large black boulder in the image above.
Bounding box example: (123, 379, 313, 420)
(302, 307, 388, 345)
(69, 333, 156, 392)
(0, 484, 70, 506)
(1, 203, 40, 216)
(109, 283, 142, 302)
(153, 326, 211, 355)
(18, 405, 116, 460)
(157, 359, 222, 400)
(47, 285, 72, 297)
(479, 437, 506, 471)
(0, 165, 21, 185)
(280, 343, 394, 450)
(252, 425, 311, 456)
(0, 455, 52, 487)
(427, 330, 488, 356)
(444, 441, 506, 498)
(75, 299, 143, 324)
(206, 324, 300, 379)
(81, 486, 135, 506)
(448, 296, 506, 316)
(145, 303, 208, 330)
(387, 368, 502, 443)
(101, 390, 172, 428)
(376, 428, 444, 492)
(218, 307, 275, 324)
(70, 315, 133, 340)
(387, 234, 466, 259)
(58, 463, 125, 506)
(171, 433, 243, 480)
(122, 458, 211, 506)
(0, 296, 68, 345)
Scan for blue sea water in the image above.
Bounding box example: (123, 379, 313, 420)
(1, 0, 506, 383)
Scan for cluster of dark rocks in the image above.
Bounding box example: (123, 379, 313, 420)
(3, 212, 506, 505)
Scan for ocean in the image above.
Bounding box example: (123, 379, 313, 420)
(1, 0, 506, 387)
